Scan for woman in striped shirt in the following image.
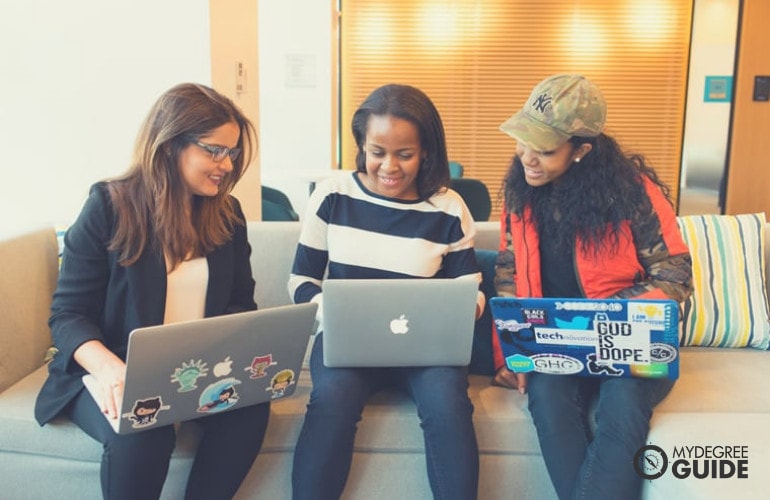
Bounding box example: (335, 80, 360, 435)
(289, 84, 483, 500)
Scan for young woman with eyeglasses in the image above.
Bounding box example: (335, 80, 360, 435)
(34, 83, 268, 500)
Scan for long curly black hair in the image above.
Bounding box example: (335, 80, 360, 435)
(502, 134, 672, 256)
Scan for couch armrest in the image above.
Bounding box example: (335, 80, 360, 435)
(0, 228, 58, 393)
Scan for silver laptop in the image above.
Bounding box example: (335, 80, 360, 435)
(321, 279, 478, 367)
(83, 303, 317, 434)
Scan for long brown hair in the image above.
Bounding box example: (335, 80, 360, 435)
(107, 83, 256, 268)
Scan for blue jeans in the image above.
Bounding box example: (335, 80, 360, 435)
(292, 334, 479, 500)
(527, 374, 675, 500)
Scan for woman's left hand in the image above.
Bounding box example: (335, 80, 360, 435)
(491, 367, 527, 394)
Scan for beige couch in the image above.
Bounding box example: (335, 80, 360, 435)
(1, 220, 768, 499)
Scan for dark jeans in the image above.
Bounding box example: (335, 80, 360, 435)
(527, 373, 675, 500)
(67, 388, 270, 500)
(292, 334, 479, 500)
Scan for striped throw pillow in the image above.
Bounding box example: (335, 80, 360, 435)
(677, 213, 770, 349)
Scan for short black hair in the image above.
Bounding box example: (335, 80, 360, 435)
(351, 84, 450, 200)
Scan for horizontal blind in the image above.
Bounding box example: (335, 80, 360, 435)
(340, 0, 692, 220)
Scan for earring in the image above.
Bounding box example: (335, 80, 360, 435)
(574, 157, 581, 163)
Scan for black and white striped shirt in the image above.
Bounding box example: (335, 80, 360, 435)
(288, 171, 483, 310)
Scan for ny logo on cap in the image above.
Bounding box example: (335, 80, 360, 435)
(532, 93, 552, 113)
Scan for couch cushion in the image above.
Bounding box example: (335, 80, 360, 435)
(677, 213, 770, 349)
(656, 347, 770, 413)
(643, 413, 769, 499)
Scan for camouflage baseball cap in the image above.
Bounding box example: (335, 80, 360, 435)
(499, 74, 606, 151)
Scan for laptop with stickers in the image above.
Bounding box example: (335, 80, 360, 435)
(489, 297, 680, 379)
(321, 279, 479, 367)
(82, 302, 317, 434)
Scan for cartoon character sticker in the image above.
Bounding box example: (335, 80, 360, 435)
(268, 369, 295, 399)
(170, 359, 209, 392)
(245, 354, 277, 379)
(197, 377, 241, 413)
(585, 353, 624, 377)
(123, 396, 171, 428)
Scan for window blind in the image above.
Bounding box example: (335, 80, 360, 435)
(339, 0, 693, 220)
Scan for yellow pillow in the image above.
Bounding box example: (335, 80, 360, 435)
(677, 213, 770, 349)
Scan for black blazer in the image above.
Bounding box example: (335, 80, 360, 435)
(35, 183, 257, 425)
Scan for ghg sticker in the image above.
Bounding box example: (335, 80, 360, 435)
(530, 353, 584, 375)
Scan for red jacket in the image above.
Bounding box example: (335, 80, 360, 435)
(492, 176, 692, 370)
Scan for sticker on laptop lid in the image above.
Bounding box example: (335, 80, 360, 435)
(197, 378, 241, 413)
(585, 353, 624, 377)
(649, 343, 678, 363)
(594, 312, 651, 365)
(530, 353, 584, 375)
(170, 359, 209, 393)
(245, 354, 278, 379)
(123, 396, 171, 429)
(267, 369, 296, 399)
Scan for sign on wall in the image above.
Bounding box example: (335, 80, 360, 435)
(704, 76, 733, 102)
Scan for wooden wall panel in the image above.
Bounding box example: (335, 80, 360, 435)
(210, 0, 261, 220)
(725, 0, 770, 216)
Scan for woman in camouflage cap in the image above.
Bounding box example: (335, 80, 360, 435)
(492, 74, 693, 500)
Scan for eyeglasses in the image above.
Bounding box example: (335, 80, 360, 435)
(193, 141, 241, 163)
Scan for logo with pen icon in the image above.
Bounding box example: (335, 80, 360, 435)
(634, 443, 750, 481)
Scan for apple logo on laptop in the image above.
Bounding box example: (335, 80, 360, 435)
(390, 314, 409, 335)
(213, 356, 233, 377)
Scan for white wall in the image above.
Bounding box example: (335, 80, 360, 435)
(257, 0, 334, 218)
(0, 1, 211, 239)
